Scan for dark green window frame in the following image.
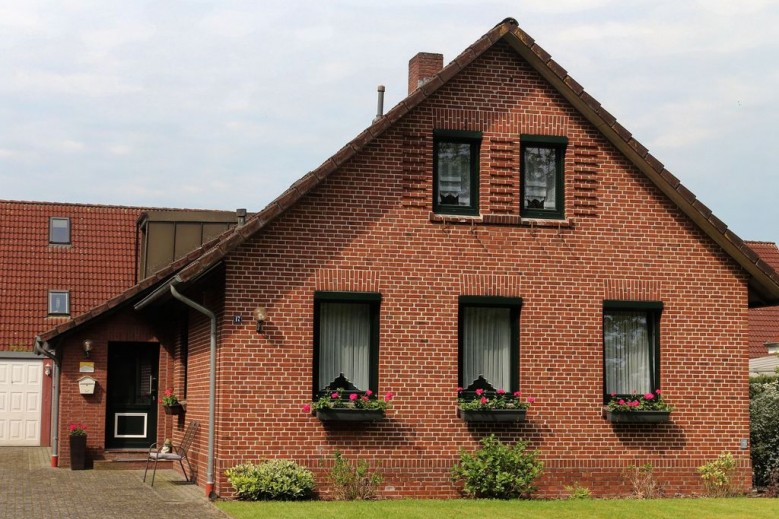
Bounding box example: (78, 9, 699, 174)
(520, 134, 567, 219)
(602, 300, 662, 403)
(458, 296, 522, 396)
(433, 130, 481, 216)
(313, 291, 381, 399)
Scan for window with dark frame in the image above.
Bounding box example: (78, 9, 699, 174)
(49, 217, 71, 244)
(520, 135, 567, 219)
(602, 301, 662, 402)
(48, 290, 70, 316)
(313, 292, 381, 398)
(458, 296, 521, 396)
(433, 130, 481, 215)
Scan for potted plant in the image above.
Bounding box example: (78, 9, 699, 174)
(161, 388, 183, 415)
(304, 388, 393, 422)
(69, 423, 87, 470)
(604, 389, 672, 423)
(457, 387, 535, 422)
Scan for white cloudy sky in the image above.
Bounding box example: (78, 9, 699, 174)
(2, 1, 778, 244)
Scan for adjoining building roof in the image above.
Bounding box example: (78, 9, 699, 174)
(747, 241, 779, 358)
(37, 17, 779, 344)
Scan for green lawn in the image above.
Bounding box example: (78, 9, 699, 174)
(217, 497, 779, 519)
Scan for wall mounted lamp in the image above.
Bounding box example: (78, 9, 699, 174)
(82, 339, 93, 359)
(253, 306, 267, 333)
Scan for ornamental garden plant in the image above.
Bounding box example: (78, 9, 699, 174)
(457, 387, 535, 410)
(606, 389, 671, 412)
(161, 388, 180, 406)
(303, 388, 394, 412)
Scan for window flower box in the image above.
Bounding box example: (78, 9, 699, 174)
(457, 408, 526, 423)
(163, 404, 184, 415)
(604, 409, 671, 423)
(315, 408, 385, 422)
(604, 390, 672, 424)
(304, 387, 394, 423)
(456, 385, 535, 423)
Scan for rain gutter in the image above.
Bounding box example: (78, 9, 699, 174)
(169, 282, 217, 498)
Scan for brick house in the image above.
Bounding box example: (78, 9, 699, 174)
(35, 18, 779, 498)
(0, 200, 238, 447)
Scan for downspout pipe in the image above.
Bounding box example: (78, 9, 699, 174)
(34, 336, 60, 467)
(169, 284, 217, 498)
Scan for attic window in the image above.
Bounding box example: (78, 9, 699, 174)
(49, 217, 71, 244)
(433, 130, 481, 216)
(48, 290, 70, 316)
(520, 135, 567, 219)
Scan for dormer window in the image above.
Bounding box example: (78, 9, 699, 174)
(520, 135, 567, 219)
(433, 130, 481, 216)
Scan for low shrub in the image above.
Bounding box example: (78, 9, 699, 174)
(451, 434, 543, 499)
(225, 459, 315, 501)
(624, 463, 661, 499)
(751, 381, 779, 488)
(698, 452, 738, 497)
(328, 451, 382, 500)
(564, 482, 592, 499)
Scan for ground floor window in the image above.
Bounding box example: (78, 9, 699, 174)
(603, 301, 662, 400)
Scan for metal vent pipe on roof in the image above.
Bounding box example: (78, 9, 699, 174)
(373, 85, 385, 122)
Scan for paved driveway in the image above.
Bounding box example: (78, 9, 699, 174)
(0, 447, 227, 519)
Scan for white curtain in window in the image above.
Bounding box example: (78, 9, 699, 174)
(319, 303, 370, 391)
(462, 307, 511, 390)
(604, 311, 651, 394)
(437, 142, 471, 206)
(524, 146, 557, 210)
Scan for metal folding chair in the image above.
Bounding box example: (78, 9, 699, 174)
(143, 421, 199, 486)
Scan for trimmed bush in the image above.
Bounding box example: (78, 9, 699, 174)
(751, 382, 779, 488)
(225, 459, 315, 501)
(451, 434, 543, 499)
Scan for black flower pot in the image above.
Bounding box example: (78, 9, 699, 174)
(69, 435, 87, 470)
(163, 404, 184, 415)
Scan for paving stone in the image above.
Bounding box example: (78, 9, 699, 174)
(0, 448, 227, 519)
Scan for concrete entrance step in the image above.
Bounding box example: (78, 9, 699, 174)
(94, 449, 173, 470)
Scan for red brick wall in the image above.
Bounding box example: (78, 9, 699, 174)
(193, 42, 749, 497)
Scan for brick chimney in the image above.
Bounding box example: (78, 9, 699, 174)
(408, 52, 443, 94)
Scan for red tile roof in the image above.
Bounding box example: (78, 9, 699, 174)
(0, 201, 143, 350)
(747, 241, 779, 358)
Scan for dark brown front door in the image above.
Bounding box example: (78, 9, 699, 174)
(105, 342, 159, 449)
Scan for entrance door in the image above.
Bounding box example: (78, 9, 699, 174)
(106, 342, 159, 449)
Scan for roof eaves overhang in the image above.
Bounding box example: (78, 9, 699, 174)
(500, 26, 779, 307)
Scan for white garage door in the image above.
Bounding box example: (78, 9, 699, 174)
(0, 359, 42, 446)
